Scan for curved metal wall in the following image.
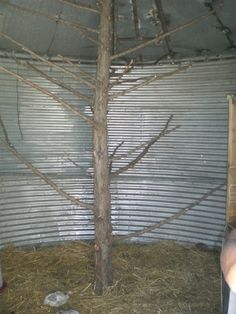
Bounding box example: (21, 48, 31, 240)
(0, 57, 235, 248)
(0, 59, 95, 247)
(109, 59, 234, 247)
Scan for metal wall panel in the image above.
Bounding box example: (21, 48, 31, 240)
(109, 59, 234, 247)
(0, 58, 95, 248)
(0, 57, 235, 248)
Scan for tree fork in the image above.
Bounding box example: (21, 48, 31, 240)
(93, 0, 113, 295)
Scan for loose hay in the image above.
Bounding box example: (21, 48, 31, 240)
(0, 241, 220, 314)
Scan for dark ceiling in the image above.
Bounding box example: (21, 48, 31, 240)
(0, 0, 235, 62)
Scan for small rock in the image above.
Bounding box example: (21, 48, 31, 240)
(43, 291, 69, 307)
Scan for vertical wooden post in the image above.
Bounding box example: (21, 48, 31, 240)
(93, 0, 113, 295)
(227, 96, 236, 227)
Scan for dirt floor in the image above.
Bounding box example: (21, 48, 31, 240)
(0, 241, 220, 314)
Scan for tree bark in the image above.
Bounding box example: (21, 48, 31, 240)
(93, 0, 113, 295)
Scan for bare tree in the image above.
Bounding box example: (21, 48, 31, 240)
(0, 0, 223, 295)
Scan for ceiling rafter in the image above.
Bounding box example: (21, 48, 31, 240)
(154, 0, 173, 56)
(205, 1, 235, 48)
(131, 0, 140, 39)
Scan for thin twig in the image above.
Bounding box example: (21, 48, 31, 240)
(111, 141, 150, 162)
(0, 65, 94, 126)
(16, 64, 24, 139)
(58, 0, 100, 14)
(57, 54, 96, 83)
(111, 9, 217, 61)
(0, 115, 93, 210)
(25, 61, 92, 103)
(110, 115, 179, 177)
(109, 65, 191, 100)
(64, 153, 81, 168)
(24, 60, 94, 114)
(65, 153, 80, 168)
(0, 115, 11, 145)
(67, 157, 80, 168)
(109, 60, 134, 88)
(4, 1, 99, 42)
(46, 9, 61, 56)
(0, 32, 96, 90)
(113, 182, 226, 241)
(0, 138, 93, 210)
(109, 141, 124, 173)
(111, 125, 177, 162)
(153, 52, 171, 65)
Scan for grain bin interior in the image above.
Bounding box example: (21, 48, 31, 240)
(0, 0, 235, 313)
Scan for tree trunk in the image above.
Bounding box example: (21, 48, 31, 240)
(93, 0, 112, 295)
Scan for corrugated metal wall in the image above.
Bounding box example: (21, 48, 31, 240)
(0, 58, 95, 247)
(0, 57, 235, 248)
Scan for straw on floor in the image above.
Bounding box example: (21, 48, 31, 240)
(0, 241, 220, 314)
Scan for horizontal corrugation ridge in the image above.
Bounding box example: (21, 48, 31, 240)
(0, 57, 234, 248)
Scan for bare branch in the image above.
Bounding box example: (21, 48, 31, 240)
(109, 65, 191, 100)
(13, 56, 95, 113)
(24, 61, 92, 103)
(112, 121, 179, 163)
(111, 123, 178, 162)
(0, 116, 93, 211)
(0, 65, 94, 126)
(0, 139, 94, 210)
(4, 1, 99, 42)
(0, 115, 11, 145)
(16, 65, 24, 139)
(67, 157, 80, 168)
(23, 59, 94, 114)
(58, 0, 100, 14)
(57, 54, 96, 83)
(153, 52, 171, 65)
(111, 141, 149, 162)
(110, 115, 179, 178)
(0, 32, 96, 90)
(64, 153, 81, 168)
(111, 9, 217, 61)
(109, 60, 134, 88)
(109, 141, 124, 174)
(113, 182, 226, 242)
